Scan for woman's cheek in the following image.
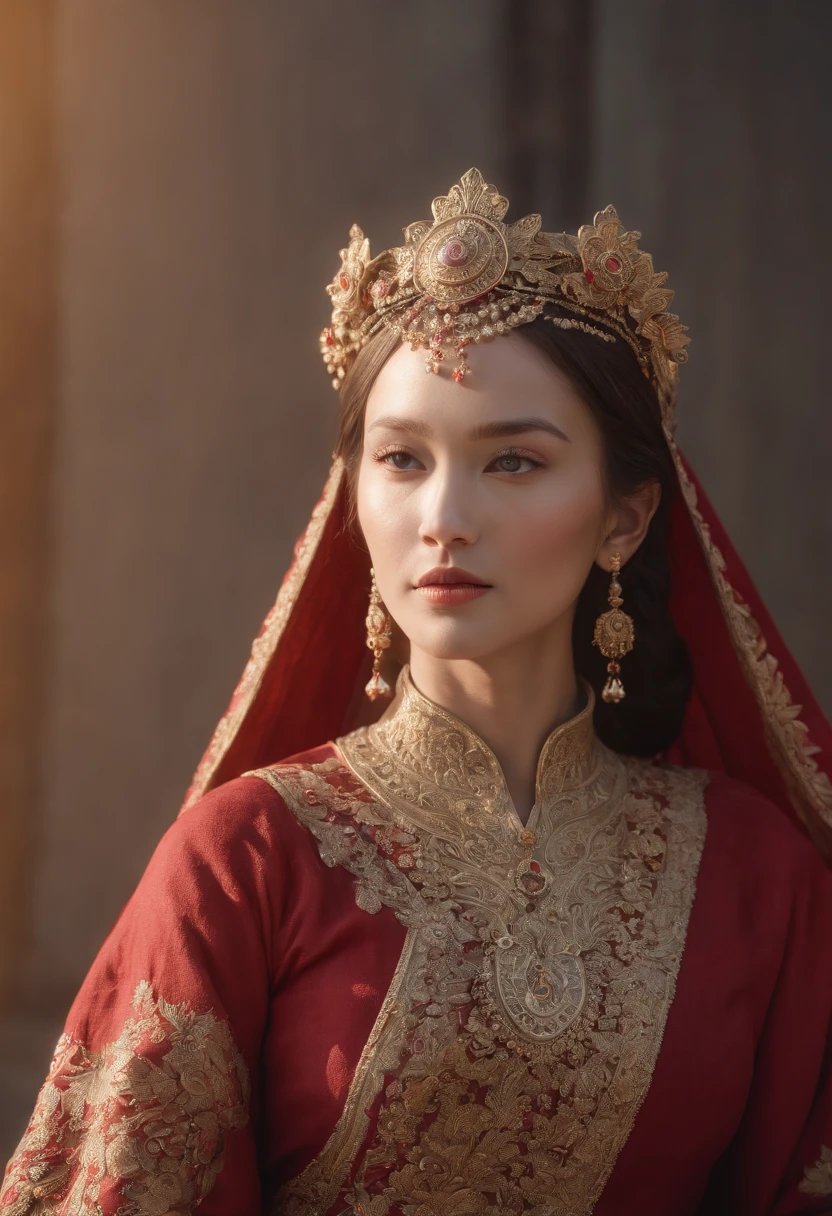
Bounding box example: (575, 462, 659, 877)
(500, 481, 602, 565)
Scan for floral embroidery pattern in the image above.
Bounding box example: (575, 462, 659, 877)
(800, 1145, 832, 1196)
(0, 983, 249, 1215)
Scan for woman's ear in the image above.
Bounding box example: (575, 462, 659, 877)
(597, 481, 661, 569)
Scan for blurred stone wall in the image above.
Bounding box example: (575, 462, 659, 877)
(1, 0, 830, 1159)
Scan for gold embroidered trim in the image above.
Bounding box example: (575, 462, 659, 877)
(0, 982, 250, 1215)
(252, 673, 708, 1216)
(182, 456, 345, 810)
(800, 1145, 832, 1196)
(668, 436, 832, 838)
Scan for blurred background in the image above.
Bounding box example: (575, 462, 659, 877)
(1, 0, 830, 1156)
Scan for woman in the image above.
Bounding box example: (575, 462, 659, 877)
(3, 169, 832, 1216)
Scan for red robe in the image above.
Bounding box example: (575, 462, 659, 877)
(3, 674, 832, 1215)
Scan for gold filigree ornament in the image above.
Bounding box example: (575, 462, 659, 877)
(320, 167, 690, 429)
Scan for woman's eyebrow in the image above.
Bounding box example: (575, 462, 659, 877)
(470, 418, 571, 443)
(366, 415, 570, 443)
(367, 416, 432, 436)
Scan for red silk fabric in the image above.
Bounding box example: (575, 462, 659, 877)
(6, 757, 829, 1214)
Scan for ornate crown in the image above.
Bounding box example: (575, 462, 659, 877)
(320, 168, 689, 428)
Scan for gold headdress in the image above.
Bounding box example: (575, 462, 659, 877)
(320, 167, 690, 430)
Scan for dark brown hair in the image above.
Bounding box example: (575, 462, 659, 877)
(335, 311, 692, 757)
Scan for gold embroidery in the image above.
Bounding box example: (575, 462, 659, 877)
(253, 669, 708, 1216)
(0, 982, 249, 1215)
(800, 1145, 832, 1196)
(668, 436, 832, 840)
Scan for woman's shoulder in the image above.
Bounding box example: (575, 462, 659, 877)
(680, 763, 831, 892)
(703, 769, 826, 865)
(159, 742, 349, 872)
(622, 753, 829, 887)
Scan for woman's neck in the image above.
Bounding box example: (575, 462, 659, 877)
(408, 628, 582, 825)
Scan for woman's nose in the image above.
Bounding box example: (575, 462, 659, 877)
(417, 474, 479, 548)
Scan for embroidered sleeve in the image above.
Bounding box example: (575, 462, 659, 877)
(0, 775, 282, 1215)
(0, 983, 249, 1215)
(757, 885, 832, 1214)
(799, 1146, 832, 1199)
(696, 825, 832, 1215)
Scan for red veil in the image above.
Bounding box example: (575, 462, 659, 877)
(181, 435, 832, 863)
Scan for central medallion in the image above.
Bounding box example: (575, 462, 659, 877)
(486, 939, 587, 1045)
(412, 214, 509, 305)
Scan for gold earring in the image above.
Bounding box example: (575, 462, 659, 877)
(365, 569, 394, 701)
(592, 552, 635, 704)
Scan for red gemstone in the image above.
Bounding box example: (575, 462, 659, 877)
(605, 256, 622, 273)
(585, 269, 595, 283)
(452, 368, 465, 384)
(339, 273, 350, 290)
(530, 861, 541, 873)
(325, 335, 334, 346)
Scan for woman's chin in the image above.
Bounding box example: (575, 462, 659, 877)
(406, 626, 515, 664)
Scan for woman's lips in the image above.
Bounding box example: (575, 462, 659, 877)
(418, 584, 490, 605)
(415, 567, 492, 606)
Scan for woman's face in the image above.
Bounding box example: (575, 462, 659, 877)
(356, 334, 615, 665)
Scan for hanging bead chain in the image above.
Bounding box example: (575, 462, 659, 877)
(384, 285, 545, 387)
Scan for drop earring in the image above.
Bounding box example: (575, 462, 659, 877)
(592, 552, 635, 704)
(365, 569, 394, 701)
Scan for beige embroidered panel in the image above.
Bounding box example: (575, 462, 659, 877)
(0, 982, 250, 1215)
(253, 670, 708, 1216)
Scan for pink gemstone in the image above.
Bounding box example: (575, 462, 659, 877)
(585, 269, 595, 283)
(452, 368, 465, 384)
(605, 256, 622, 272)
(438, 239, 469, 267)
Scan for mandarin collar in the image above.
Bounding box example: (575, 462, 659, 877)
(339, 665, 602, 836)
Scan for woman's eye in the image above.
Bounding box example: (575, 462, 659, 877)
(489, 452, 541, 474)
(378, 449, 420, 471)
